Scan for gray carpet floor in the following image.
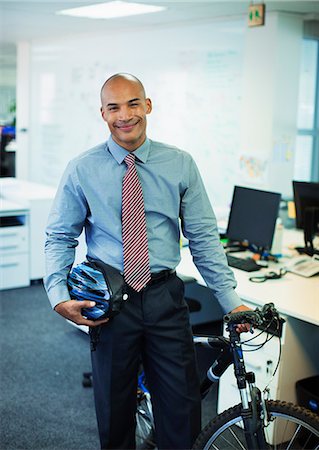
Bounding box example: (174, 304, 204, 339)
(0, 283, 99, 450)
(0, 283, 218, 450)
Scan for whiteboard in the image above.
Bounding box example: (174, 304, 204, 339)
(29, 19, 247, 213)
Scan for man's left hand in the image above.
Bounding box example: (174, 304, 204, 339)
(229, 305, 253, 334)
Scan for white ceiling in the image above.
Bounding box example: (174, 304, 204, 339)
(0, 0, 319, 65)
(1, 0, 319, 43)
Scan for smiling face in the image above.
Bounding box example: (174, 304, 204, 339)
(100, 75, 152, 151)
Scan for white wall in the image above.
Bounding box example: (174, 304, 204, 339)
(16, 41, 31, 179)
(16, 12, 303, 213)
(0, 44, 16, 124)
(240, 13, 303, 198)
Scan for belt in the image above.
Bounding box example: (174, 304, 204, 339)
(147, 269, 176, 286)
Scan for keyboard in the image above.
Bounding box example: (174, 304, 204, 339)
(226, 254, 262, 272)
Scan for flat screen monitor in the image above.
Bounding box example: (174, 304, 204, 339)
(226, 186, 281, 251)
(292, 181, 319, 229)
(292, 180, 319, 255)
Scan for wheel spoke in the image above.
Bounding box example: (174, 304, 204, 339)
(228, 426, 247, 450)
(285, 423, 301, 450)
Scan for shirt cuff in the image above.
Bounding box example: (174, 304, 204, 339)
(46, 281, 71, 310)
(215, 288, 242, 314)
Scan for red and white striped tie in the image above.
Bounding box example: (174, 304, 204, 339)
(122, 153, 151, 291)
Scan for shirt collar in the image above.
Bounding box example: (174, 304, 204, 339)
(107, 135, 150, 164)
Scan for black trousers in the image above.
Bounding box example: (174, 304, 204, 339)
(91, 273, 201, 450)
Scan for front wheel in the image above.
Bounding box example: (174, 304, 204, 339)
(193, 400, 319, 450)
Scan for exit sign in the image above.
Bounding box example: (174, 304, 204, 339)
(248, 3, 265, 27)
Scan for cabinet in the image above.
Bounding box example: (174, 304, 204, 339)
(0, 200, 29, 289)
(0, 178, 56, 281)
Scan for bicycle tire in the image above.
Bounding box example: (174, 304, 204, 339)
(193, 400, 319, 450)
(136, 391, 156, 450)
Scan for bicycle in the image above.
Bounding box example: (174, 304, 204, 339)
(135, 303, 319, 450)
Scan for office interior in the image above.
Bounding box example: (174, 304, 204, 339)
(0, 1, 319, 448)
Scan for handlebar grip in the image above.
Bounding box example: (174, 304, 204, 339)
(224, 310, 261, 325)
(224, 303, 278, 326)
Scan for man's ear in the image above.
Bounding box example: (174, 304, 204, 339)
(145, 98, 152, 114)
(100, 106, 107, 122)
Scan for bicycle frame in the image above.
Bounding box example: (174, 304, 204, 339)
(227, 323, 268, 450)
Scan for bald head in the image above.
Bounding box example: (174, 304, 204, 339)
(100, 73, 146, 106)
(99, 72, 152, 151)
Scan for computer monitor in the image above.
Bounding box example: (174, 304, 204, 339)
(292, 181, 319, 228)
(292, 181, 319, 255)
(226, 186, 281, 252)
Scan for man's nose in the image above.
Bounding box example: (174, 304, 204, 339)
(118, 106, 132, 121)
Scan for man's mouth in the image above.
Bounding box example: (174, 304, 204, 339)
(116, 121, 138, 131)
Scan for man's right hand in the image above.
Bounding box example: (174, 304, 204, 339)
(54, 300, 109, 327)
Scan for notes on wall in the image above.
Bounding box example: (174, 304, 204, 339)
(239, 155, 268, 184)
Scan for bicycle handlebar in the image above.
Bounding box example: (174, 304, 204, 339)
(193, 304, 280, 388)
(223, 303, 279, 327)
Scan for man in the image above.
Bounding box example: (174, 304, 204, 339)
(44, 73, 249, 449)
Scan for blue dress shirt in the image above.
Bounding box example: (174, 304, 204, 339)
(44, 136, 241, 313)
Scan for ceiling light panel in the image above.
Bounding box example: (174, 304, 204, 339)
(56, 1, 166, 19)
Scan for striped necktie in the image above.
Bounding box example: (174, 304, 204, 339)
(122, 153, 151, 291)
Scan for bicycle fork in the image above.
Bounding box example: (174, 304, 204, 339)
(229, 326, 269, 450)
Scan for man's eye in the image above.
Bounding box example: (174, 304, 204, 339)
(130, 103, 139, 107)
(108, 107, 118, 111)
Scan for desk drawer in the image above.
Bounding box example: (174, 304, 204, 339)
(0, 226, 29, 254)
(0, 253, 29, 289)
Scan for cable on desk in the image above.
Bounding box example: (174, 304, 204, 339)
(249, 268, 287, 283)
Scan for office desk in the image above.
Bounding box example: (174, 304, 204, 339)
(178, 229, 319, 326)
(177, 230, 319, 409)
(178, 248, 319, 327)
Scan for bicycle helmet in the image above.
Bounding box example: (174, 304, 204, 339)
(67, 261, 111, 320)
